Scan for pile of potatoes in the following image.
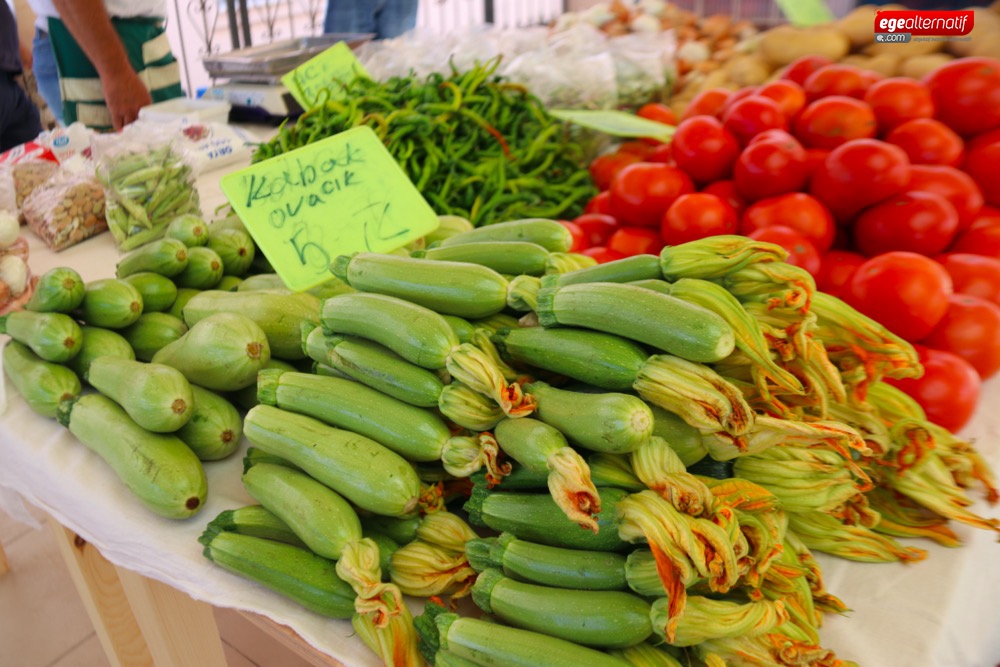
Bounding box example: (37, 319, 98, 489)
(669, 3, 1000, 115)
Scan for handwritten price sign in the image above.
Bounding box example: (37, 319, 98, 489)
(220, 126, 439, 292)
(281, 41, 369, 110)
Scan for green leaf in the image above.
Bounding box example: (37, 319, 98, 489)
(548, 109, 675, 141)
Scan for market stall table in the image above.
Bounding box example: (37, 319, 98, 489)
(1, 153, 999, 667)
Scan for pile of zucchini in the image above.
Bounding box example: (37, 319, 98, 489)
(197, 220, 995, 667)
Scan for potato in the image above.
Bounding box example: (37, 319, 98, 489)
(725, 54, 773, 87)
(947, 9, 1000, 57)
(898, 53, 955, 79)
(841, 53, 902, 77)
(837, 5, 880, 49)
(758, 25, 851, 67)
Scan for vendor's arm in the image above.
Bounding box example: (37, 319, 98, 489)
(52, 0, 152, 130)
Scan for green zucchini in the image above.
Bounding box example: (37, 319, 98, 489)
(244, 447, 300, 472)
(241, 462, 362, 560)
(419, 241, 551, 276)
(182, 290, 320, 360)
(209, 211, 247, 234)
(526, 380, 653, 454)
(199, 530, 353, 618)
(215, 275, 243, 292)
(3, 341, 81, 418)
(321, 292, 458, 370)
(173, 246, 224, 289)
(543, 254, 662, 288)
(0, 311, 82, 362)
(441, 315, 476, 344)
(152, 312, 270, 391)
(164, 213, 209, 247)
(204, 505, 307, 548)
(230, 358, 299, 412)
(176, 385, 242, 460)
(116, 238, 189, 278)
(237, 273, 287, 291)
(65, 327, 135, 377)
(167, 288, 200, 320)
(464, 485, 629, 552)
(78, 279, 144, 329)
(472, 568, 652, 649)
(57, 394, 206, 518)
(439, 218, 574, 253)
(466, 533, 629, 591)
(428, 612, 630, 667)
(243, 404, 422, 517)
(257, 370, 450, 462)
(331, 253, 509, 319)
(648, 403, 708, 466)
(120, 312, 189, 362)
(207, 227, 255, 277)
(86, 357, 194, 433)
(24, 267, 85, 313)
(123, 272, 178, 313)
(536, 282, 736, 364)
(425, 215, 474, 245)
(361, 515, 421, 546)
(492, 327, 648, 391)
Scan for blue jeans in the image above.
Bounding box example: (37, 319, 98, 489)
(32, 28, 63, 126)
(324, 0, 418, 40)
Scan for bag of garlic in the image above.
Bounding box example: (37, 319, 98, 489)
(22, 171, 107, 252)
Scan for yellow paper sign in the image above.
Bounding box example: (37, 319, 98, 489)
(548, 109, 675, 142)
(220, 126, 439, 292)
(281, 41, 369, 109)
(774, 0, 834, 26)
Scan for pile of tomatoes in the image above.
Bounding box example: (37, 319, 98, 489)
(561, 56, 1000, 432)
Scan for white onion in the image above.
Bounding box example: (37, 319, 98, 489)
(0, 211, 19, 250)
(0, 255, 27, 297)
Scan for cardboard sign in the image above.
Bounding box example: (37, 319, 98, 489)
(220, 126, 439, 292)
(548, 109, 675, 142)
(774, 0, 834, 27)
(281, 41, 369, 110)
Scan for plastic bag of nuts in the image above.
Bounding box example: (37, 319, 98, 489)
(22, 172, 108, 251)
(13, 159, 59, 212)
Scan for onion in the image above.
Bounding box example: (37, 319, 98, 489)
(0, 255, 28, 297)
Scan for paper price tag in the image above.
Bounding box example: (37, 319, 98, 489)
(281, 41, 370, 110)
(773, 0, 834, 27)
(220, 126, 439, 292)
(548, 109, 675, 141)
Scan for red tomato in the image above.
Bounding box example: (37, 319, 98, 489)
(793, 96, 877, 150)
(573, 213, 619, 248)
(637, 103, 678, 127)
(670, 116, 740, 184)
(975, 205, 1000, 225)
(922, 294, 1000, 378)
(803, 148, 830, 183)
(923, 57, 1000, 137)
(682, 89, 731, 120)
(934, 253, 1000, 305)
(862, 77, 935, 134)
(558, 220, 586, 252)
(847, 251, 953, 341)
(617, 141, 655, 158)
(757, 80, 807, 122)
(701, 180, 748, 218)
(609, 163, 696, 228)
(734, 133, 808, 201)
(740, 193, 835, 251)
(809, 139, 911, 222)
(608, 227, 664, 257)
(803, 64, 870, 101)
(815, 250, 866, 300)
(962, 128, 1000, 207)
(660, 193, 738, 246)
(885, 118, 964, 167)
(884, 346, 981, 433)
(949, 216, 1000, 260)
(581, 246, 625, 264)
(907, 165, 984, 232)
(584, 191, 613, 216)
(746, 226, 821, 275)
(723, 97, 787, 146)
(645, 143, 675, 164)
(782, 55, 835, 87)
(721, 87, 759, 116)
(853, 191, 959, 257)
(590, 152, 641, 191)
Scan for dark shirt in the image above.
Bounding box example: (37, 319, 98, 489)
(0, 0, 23, 74)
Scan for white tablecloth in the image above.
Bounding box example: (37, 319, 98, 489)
(1, 159, 999, 667)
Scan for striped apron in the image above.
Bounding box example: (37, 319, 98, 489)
(45, 16, 182, 130)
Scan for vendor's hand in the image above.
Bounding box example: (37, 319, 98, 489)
(101, 68, 152, 131)
(19, 42, 32, 70)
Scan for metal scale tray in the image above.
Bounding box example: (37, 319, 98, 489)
(203, 33, 374, 83)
